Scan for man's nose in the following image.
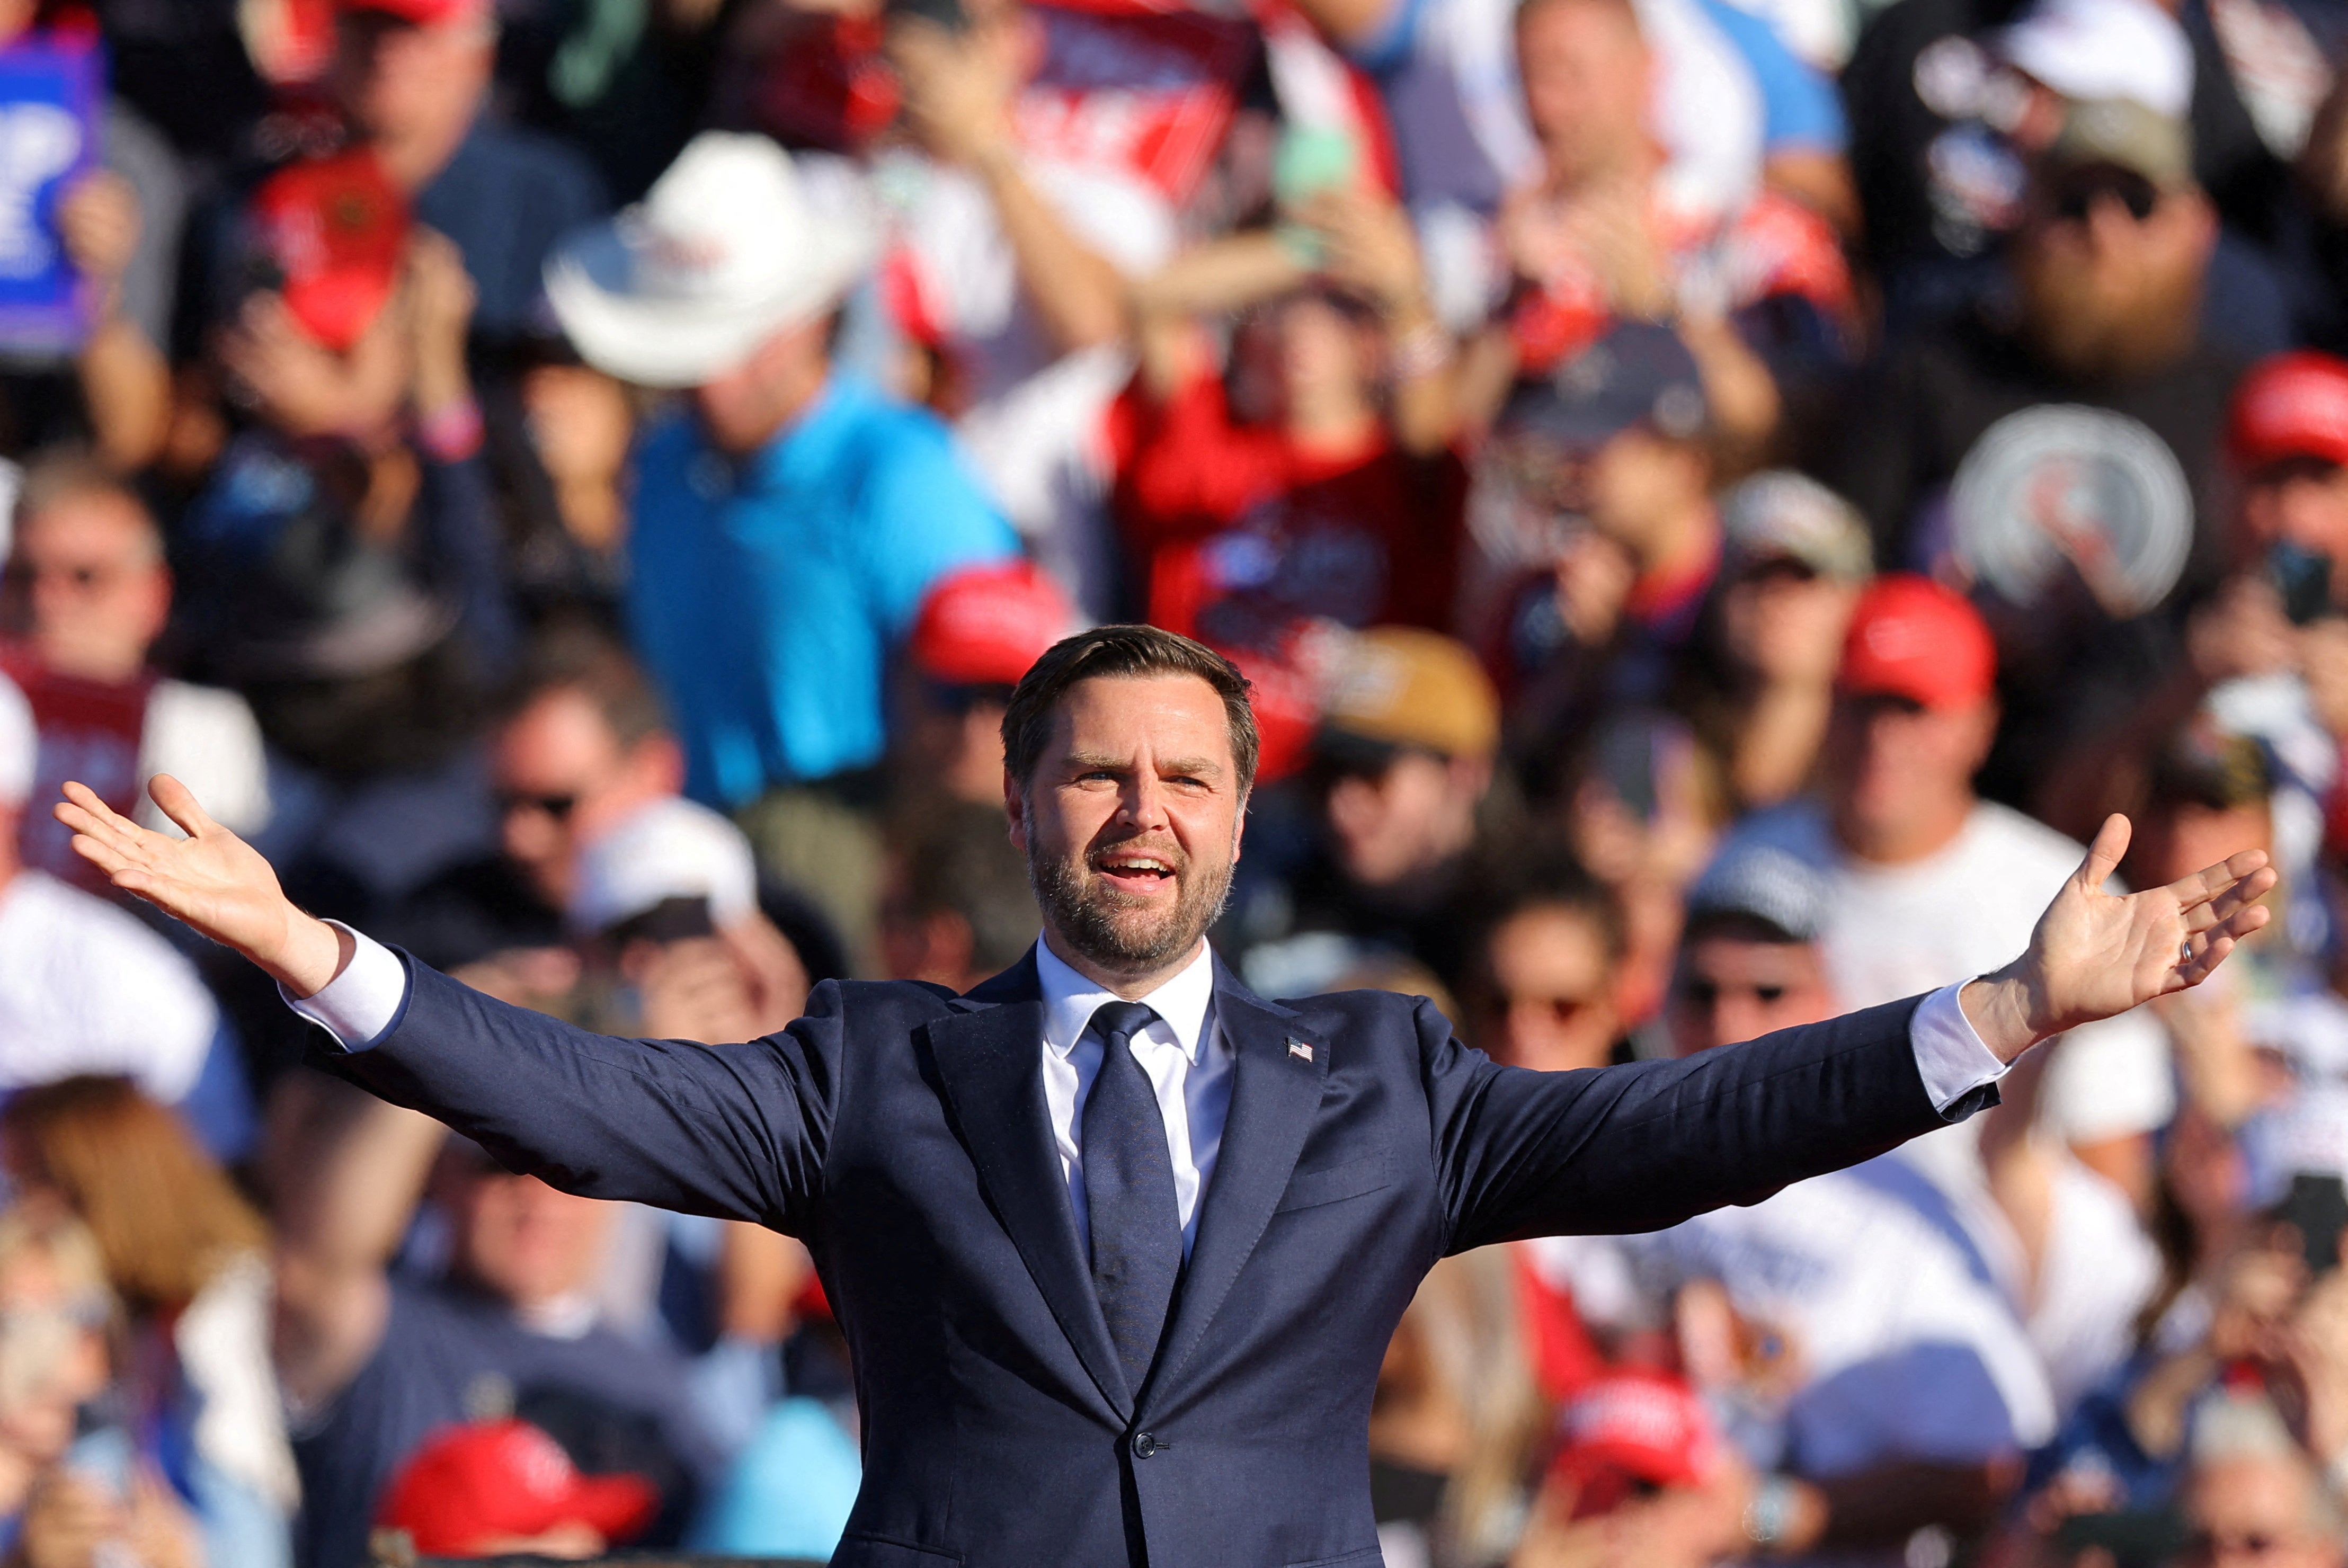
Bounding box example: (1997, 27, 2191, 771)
(1119, 772, 1173, 828)
(1716, 997, 1766, 1046)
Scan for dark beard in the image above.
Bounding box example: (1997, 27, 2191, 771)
(1027, 833, 1235, 977)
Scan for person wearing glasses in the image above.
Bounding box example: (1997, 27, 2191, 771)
(1458, 857, 1627, 1075)
(0, 451, 270, 893)
(374, 622, 824, 1009)
(1590, 838, 2060, 1566)
(1829, 92, 2247, 823)
(2177, 1392, 2346, 1568)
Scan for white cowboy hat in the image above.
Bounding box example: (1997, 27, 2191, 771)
(544, 132, 879, 389)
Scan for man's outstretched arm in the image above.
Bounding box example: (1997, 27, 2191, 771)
(56, 777, 834, 1228)
(1434, 815, 2276, 1250)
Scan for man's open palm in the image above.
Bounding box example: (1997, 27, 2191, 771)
(2006, 814, 2276, 1051)
(54, 777, 328, 987)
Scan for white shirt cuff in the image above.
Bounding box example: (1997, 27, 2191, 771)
(280, 924, 408, 1050)
(1909, 980, 2009, 1115)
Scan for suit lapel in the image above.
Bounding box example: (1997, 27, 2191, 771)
(925, 954, 1132, 1422)
(1148, 963, 1328, 1398)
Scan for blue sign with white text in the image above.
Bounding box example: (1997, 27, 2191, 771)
(0, 34, 100, 352)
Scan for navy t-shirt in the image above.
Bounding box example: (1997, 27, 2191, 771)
(291, 1280, 715, 1568)
(412, 121, 608, 346)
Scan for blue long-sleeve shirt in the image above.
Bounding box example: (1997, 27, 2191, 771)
(626, 374, 1020, 806)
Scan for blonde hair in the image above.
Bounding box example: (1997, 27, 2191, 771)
(2, 1077, 268, 1312)
(0, 1202, 115, 1413)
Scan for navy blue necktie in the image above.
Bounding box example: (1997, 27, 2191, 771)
(1080, 1000, 1182, 1398)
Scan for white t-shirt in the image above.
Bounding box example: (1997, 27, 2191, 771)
(1618, 1159, 2058, 1475)
(0, 868, 218, 1102)
(1722, 800, 2176, 1148)
(2029, 1147, 2162, 1414)
(136, 679, 273, 838)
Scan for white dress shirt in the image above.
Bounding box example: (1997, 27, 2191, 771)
(1034, 937, 1231, 1258)
(286, 928, 2012, 1219)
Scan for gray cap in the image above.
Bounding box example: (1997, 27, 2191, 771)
(1685, 842, 1831, 944)
(1723, 471, 1873, 582)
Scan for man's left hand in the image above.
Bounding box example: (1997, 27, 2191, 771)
(1962, 814, 2275, 1063)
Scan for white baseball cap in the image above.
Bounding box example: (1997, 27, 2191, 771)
(0, 672, 32, 810)
(568, 796, 759, 936)
(1998, 0, 2194, 119)
(544, 132, 879, 389)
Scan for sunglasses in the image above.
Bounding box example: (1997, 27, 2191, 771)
(1679, 979, 1789, 1009)
(2188, 1528, 2295, 1561)
(2047, 167, 2161, 224)
(495, 790, 579, 822)
(2, 559, 135, 595)
(1486, 991, 1602, 1025)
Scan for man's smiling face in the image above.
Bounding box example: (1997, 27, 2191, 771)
(1007, 673, 1247, 988)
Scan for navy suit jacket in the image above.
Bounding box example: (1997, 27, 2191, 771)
(334, 946, 1980, 1568)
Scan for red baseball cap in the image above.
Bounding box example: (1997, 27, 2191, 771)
(908, 561, 1074, 688)
(376, 1419, 659, 1556)
(1549, 1370, 1721, 1516)
(338, 0, 492, 26)
(1837, 573, 1997, 709)
(246, 148, 409, 353)
(2230, 351, 2348, 473)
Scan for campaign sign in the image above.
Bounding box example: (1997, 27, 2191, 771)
(0, 35, 99, 352)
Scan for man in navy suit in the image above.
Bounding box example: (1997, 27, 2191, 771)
(59, 626, 2274, 1568)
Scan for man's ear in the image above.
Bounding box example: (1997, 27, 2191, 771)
(1004, 769, 1028, 853)
(1230, 788, 1250, 865)
(632, 733, 688, 798)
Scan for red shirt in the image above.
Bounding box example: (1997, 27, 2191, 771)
(0, 642, 154, 892)
(1110, 366, 1470, 644)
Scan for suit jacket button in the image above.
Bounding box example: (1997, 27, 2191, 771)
(1132, 1432, 1158, 1458)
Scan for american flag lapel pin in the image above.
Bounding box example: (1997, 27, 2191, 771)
(1287, 1038, 1313, 1063)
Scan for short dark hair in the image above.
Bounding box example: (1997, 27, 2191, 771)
(1466, 851, 1627, 976)
(506, 622, 668, 751)
(894, 801, 1041, 975)
(1000, 625, 1259, 795)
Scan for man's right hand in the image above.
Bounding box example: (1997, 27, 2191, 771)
(55, 776, 349, 996)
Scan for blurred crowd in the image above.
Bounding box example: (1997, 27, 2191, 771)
(8, 0, 2348, 1562)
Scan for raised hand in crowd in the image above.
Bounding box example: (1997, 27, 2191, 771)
(1296, 186, 1429, 318)
(55, 173, 140, 305)
(1297, 185, 1455, 453)
(11, 1467, 201, 1568)
(2290, 1261, 2348, 1472)
(56, 170, 167, 471)
(634, 920, 810, 1044)
(2300, 616, 2348, 743)
(2187, 574, 2301, 689)
(890, 6, 1129, 356)
(888, 10, 1024, 172)
(403, 226, 478, 441)
(217, 284, 407, 446)
(1551, 528, 1640, 649)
